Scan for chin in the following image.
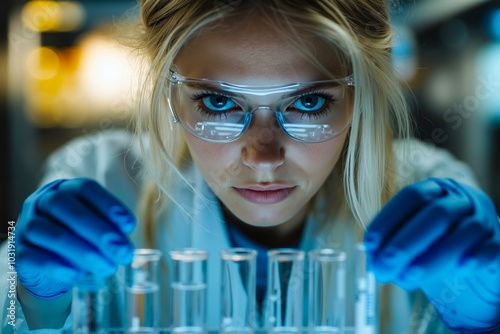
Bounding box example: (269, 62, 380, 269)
(241, 219, 286, 228)
(230, 208, 297, 227)
(220, 195, 306, 228)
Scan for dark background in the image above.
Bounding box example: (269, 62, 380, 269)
(2, 0, 500, 240)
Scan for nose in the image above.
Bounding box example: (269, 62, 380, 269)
(241, 111, 285, 172)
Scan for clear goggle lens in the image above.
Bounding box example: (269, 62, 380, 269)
(167, 71, 354, 143)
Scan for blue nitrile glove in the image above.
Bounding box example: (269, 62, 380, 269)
(364, 178, 500, 332)
(15, 178, 136, 300)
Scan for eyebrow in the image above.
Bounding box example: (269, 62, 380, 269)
(281, 82, 343, 99)
(185, 82, 242, 97)
(184, 81, 343, 99)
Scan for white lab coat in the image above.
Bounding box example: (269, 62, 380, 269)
(0, 129, 491, 333)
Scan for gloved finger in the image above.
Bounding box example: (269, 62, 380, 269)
(17, 244, 84, 284)
(463, 239, 500, 272)
(466, 243, 500, 302)
(364, 179, 444, 253)
(22, 217, 130, 273)
(398, 221, 489, 288)
(371, 194, 472, 282)
(18, 270, 74, 300)
(20, 179, 68, 217)
(31, 179, 68, 198)
(58, 178, 136, 234)
(457, 182, 500, 231)
(36, 191, 133, 261)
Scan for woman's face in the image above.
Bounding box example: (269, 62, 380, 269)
(175, 15, 350, 233)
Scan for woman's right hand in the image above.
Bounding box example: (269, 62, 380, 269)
(15, 178, 136, 300)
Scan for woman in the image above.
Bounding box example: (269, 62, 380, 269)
(3, 0, 499, 333)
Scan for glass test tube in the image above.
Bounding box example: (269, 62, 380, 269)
(170, 248, 208, 333)
(73, 274, 108, 334)
(308, 249, 346, 334)
(220, 248, 257, 334)
(125, 248, 162, 334)
(355, 243, 378, 334)
(266, 248, 305, 333)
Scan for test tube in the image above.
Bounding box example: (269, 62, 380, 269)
(266, 248, 305, 333)
(125, 248, 162, 334)
(355, 243, 378, 334)
(170, 248, 208, 333)
(220, 248, 257, 334)
(73, 274, 108, 334)
(308, 249, 346, 334)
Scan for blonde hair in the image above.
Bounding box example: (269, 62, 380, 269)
(132, 0, 410, 242)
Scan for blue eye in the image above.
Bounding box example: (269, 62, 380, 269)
(202, 95, 237, 111)
(291, 95, 326, 111)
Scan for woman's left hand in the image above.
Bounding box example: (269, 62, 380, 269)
(364, 178, 500, 332)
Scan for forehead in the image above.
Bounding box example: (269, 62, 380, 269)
(174, 13, 344, 86)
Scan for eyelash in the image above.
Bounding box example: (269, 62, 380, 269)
(189, 90, 340, 120)
(190, 91, 236, 120)
(291, 90, 339, 120)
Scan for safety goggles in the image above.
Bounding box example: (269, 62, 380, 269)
(167, 70, 354, 143)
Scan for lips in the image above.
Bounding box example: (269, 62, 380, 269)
(233, 185, 296, 204)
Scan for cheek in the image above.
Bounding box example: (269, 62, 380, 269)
(291, 137, 345, 178)
(184, 134, 240, 186)
(185, 135, 222, 166)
